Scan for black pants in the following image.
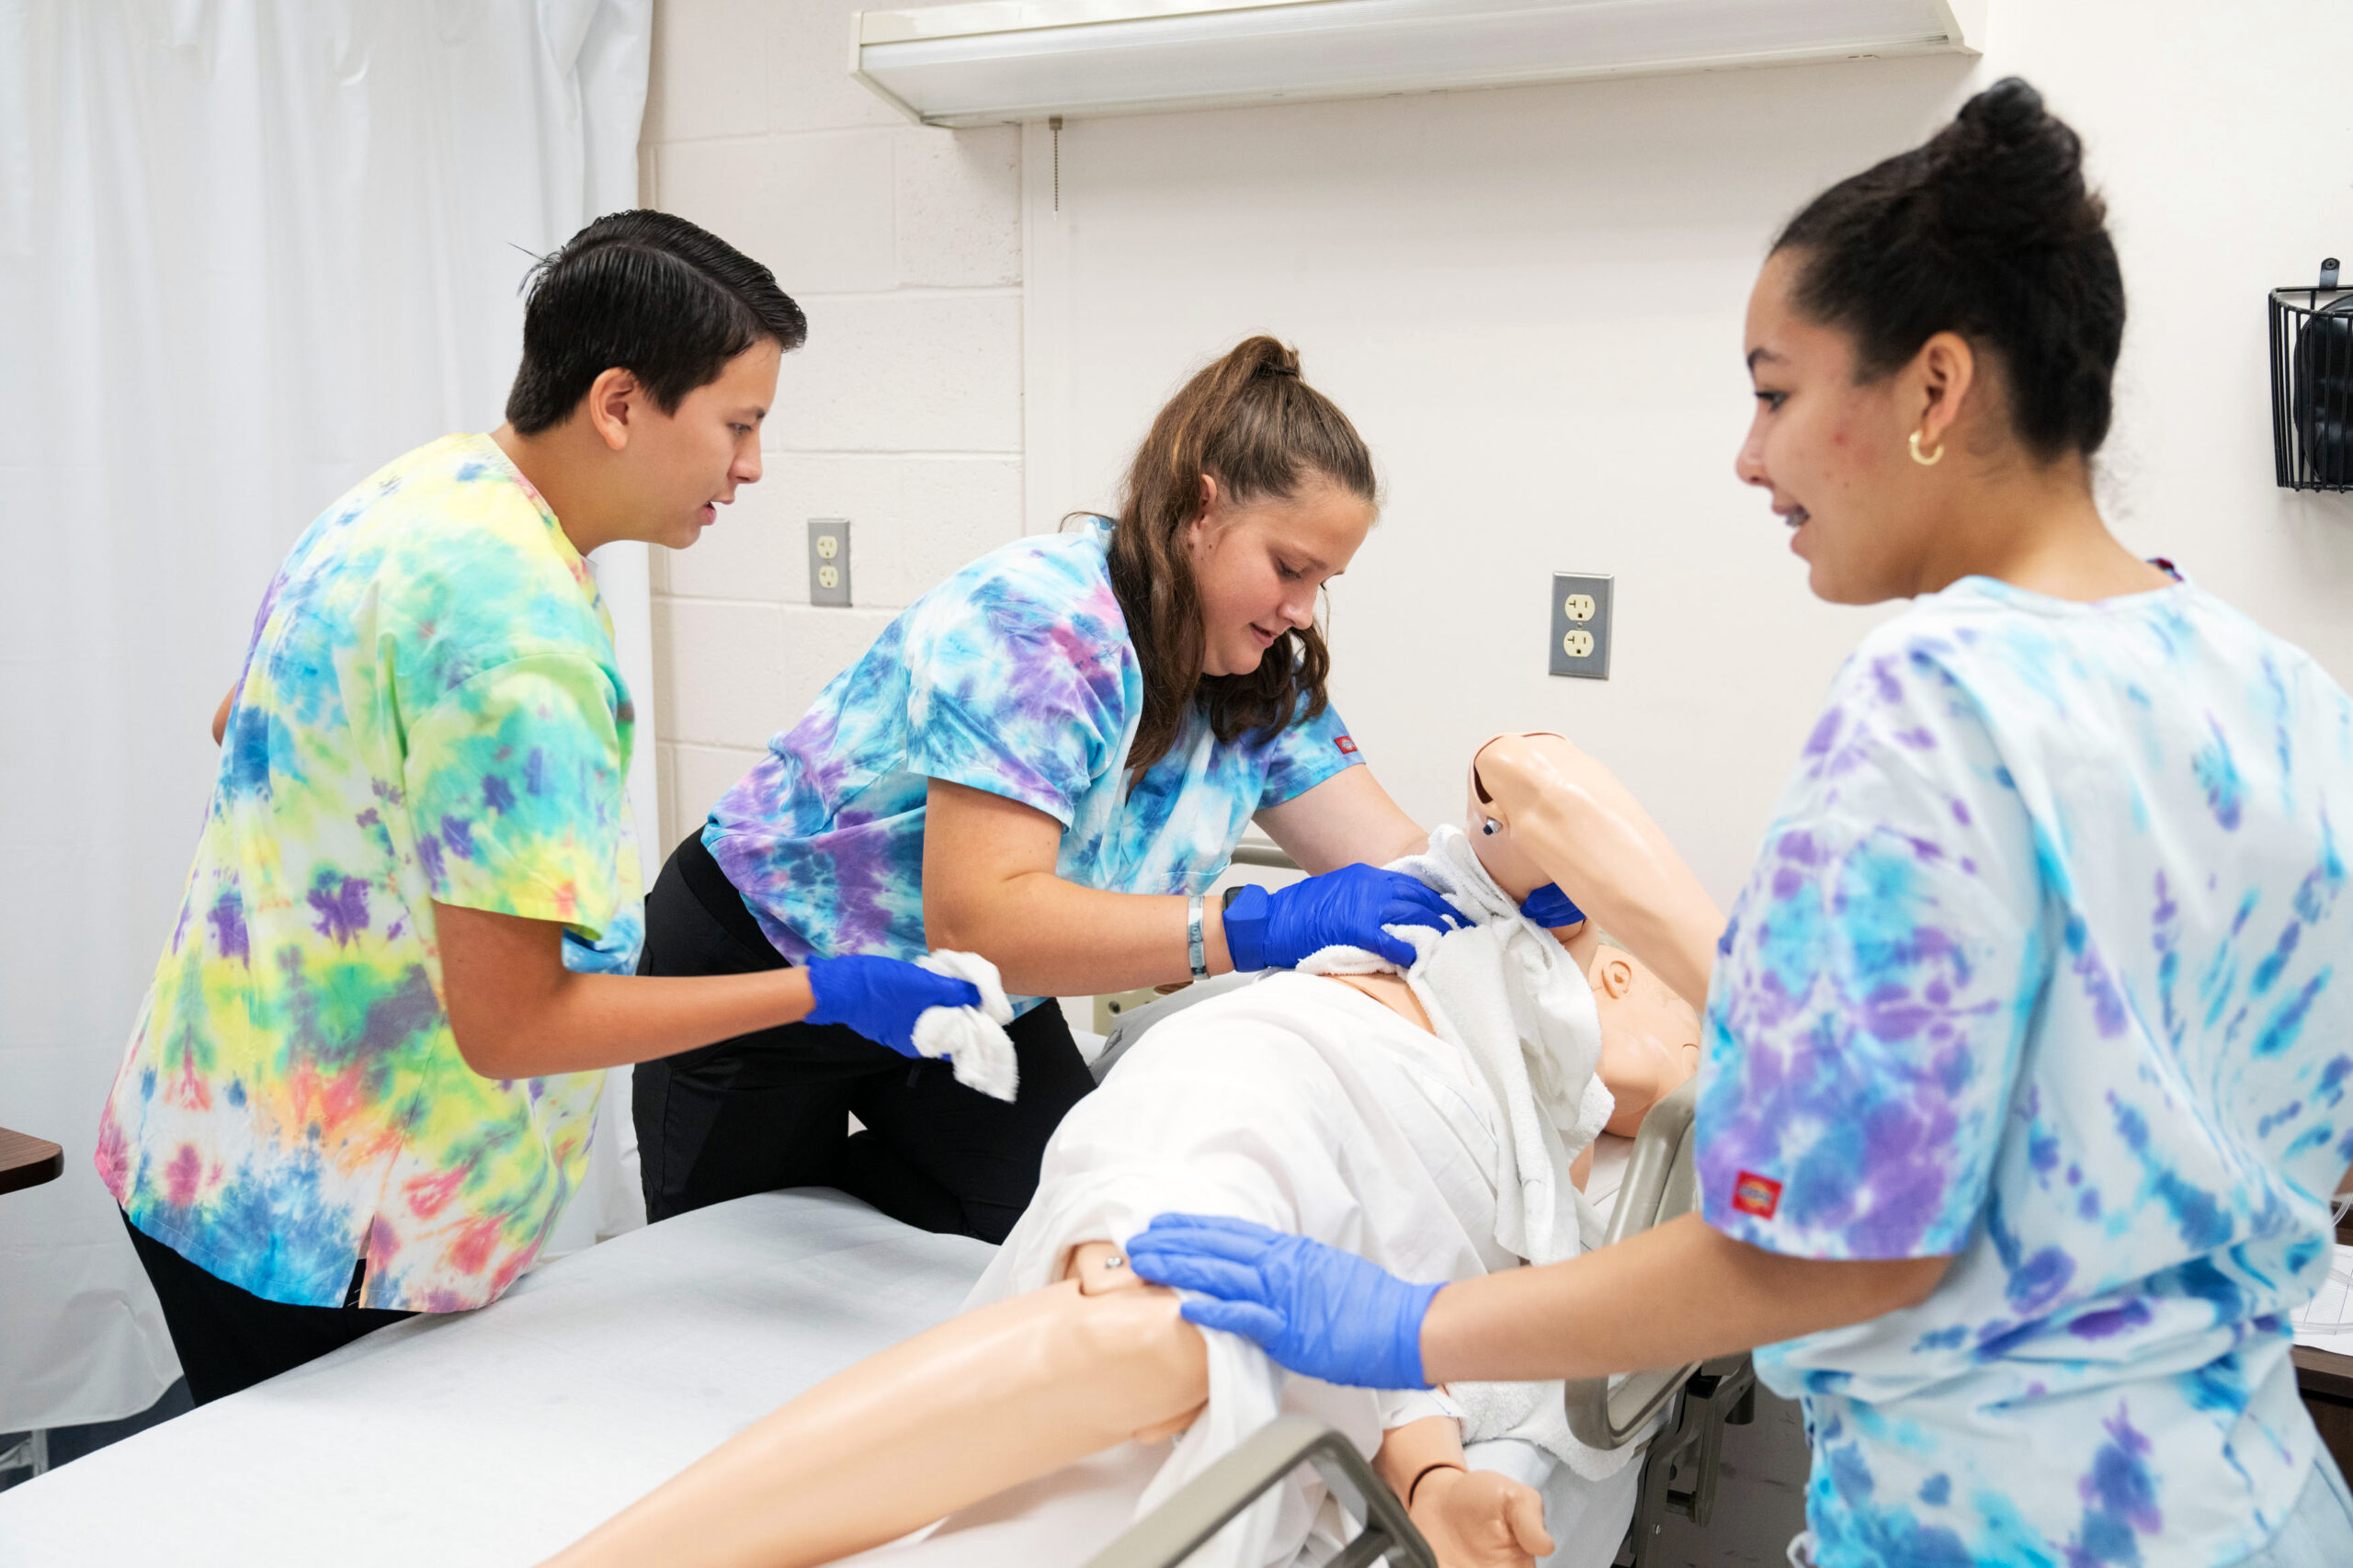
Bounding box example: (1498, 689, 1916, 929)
(632, 831, 1095, 1244)
(120, 1212, 415, 1405)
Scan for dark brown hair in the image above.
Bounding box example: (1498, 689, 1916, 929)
(1102, 336, 1378, 778)
(1773, 77, 2124, 462)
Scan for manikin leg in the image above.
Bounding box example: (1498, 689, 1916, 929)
(539, 1244, 1206, 1568)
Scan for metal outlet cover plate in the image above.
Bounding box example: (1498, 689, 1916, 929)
(809, 518, 852, 607)
(1550, 571, 1612, 679)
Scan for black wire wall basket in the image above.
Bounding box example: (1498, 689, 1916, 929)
(2270, 257, 2353, 492)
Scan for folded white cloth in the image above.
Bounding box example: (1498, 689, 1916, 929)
(911, 950, 1019, 1102)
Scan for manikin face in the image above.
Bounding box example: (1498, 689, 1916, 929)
(617, 339, 781, 550)
(1185, 474, 1373, 677)
(1734, 248, 1939, 606)
(1466, 739, 1701, 1133)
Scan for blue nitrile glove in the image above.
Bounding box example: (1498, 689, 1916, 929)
(1519, 883, 1586, 927)
(1222, 863, 1464, 972)
(803, 955, 982, 1059)
(1125, 1213, 1443, 1390)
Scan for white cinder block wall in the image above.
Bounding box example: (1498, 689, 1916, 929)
(638, 0, 1023, 855)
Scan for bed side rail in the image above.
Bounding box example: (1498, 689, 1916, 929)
(1563, 1077, 1704, 1451)
(1082, 1415, 1438, 1568)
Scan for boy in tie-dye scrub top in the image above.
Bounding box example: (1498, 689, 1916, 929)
(1695, 574, 2353, 1566)
(92, 214, 972, 1405)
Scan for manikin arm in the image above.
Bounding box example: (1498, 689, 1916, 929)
(1471, 733, 1722, 1008)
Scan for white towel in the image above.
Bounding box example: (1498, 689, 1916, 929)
(1300, 826, 1635, 1482)
(911, 950, 1019, 1102)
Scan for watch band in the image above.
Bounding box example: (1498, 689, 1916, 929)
(1187, 894, 1210, 979)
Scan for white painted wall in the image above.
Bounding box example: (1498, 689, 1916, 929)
(1021, 6, 2353, 912)
(637, 0, 1026, 854)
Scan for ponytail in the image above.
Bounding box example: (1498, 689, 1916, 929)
(1103, 336, 1377, 778)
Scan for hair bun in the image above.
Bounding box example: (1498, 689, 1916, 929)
(1925, 76, 2100, 249)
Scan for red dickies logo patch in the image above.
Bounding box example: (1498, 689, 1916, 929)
(1732, 1171, 1783, 1220)
(1335, 735, 1358, 755)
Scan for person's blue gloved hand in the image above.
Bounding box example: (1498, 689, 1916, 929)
(1222, 863, 1464, 972)
(803, 955, 982, 1059)
(1519, 883, 1586, 928)
(1124, 1213, 1443, 1390)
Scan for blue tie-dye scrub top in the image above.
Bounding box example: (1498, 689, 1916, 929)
(704, 518, 1362, 1011)
(97, 434, 642, 1312)
(1696, 574, 2353, 1567)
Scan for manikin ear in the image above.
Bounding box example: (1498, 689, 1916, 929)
(583, 366, 642, 454)
(1905, 331, 1977, 458)
(1591, 953, 1636, 1001)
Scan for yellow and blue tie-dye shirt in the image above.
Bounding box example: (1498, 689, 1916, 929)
(97, 434, 642, 1312)
(1698, 574, 2353, 1566)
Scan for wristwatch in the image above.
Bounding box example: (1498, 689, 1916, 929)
(1187, 894, 1210, 980)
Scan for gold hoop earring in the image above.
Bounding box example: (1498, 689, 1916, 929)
(1909, 430, 1945, 467)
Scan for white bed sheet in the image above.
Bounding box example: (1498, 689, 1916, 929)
(2, 1178, 1644, 1568)
(0, 1192, 993, 1568)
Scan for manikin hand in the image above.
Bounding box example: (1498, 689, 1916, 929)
(1468, 732, 1723, 1010)
(1411, 1468, 1555, 1568)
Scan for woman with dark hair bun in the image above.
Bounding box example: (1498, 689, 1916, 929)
(1130, 80, 2353, 1565)
(634, 335, 1455, 1244)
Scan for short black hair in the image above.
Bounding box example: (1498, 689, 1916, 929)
(1774, 77, 2125, 462)
(504, 210, 807, 435)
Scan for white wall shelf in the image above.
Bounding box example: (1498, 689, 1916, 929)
(852, 0, 1984, 127)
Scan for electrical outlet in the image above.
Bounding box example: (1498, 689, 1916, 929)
(808, 518, 851, 607)
(1549, 572, 1613, 679)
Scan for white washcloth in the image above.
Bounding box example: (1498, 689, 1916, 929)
(911, 950, 1019, 1102)
(1299, 826, 1634, 1482)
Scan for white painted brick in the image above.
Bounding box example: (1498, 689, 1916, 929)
(774, 603, 904, 717)
(665, 472, 805, 602)
(893, 126, 1021, 289)
(654, 741, 680, 854)
(659, 131, 896, 297)
(649, 543, 671, 593)
(670, 743, 770, 843)
(654, 597, 791, 749)
(646, 0, 903, 142)
(756, 454, 904, 603)
(881, 456, 1025, 606)
(771, 293, 1023, 454)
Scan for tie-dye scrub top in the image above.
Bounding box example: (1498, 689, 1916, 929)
(1696, 574, 2353, 1567)
(705, 517, 1361, 1012)
(97, 434, 642, 1313)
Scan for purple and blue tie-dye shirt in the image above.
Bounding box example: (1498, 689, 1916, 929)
(1698, 574, 2353, 1567)
(704, 518, 1361, 1011)
(97, 435, 642, 1313)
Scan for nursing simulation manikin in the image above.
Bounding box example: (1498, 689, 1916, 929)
(1132, 78, 2353, 1568)
(536, 747, 1711, 1568)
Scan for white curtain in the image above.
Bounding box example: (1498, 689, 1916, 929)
(0, 0, 655, 1430)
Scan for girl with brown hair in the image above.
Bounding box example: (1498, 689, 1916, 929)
(632, 335, 1455, 1243)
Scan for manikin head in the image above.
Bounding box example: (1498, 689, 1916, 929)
(1466, 737, 1700, 1136)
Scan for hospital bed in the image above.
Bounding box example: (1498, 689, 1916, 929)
(0, 1005, 1743, 1568)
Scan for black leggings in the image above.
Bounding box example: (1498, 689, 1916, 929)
(632, 832, 1095, 1244)
(120, 1212, 415, 1405)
